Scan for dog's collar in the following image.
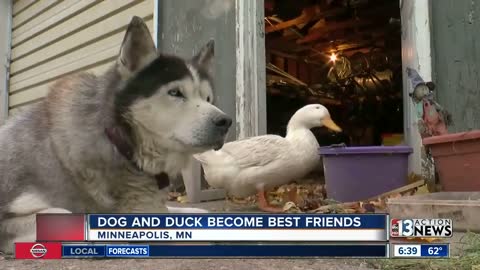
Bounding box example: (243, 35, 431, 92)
(104, 127, 170, 189)
(105, 126, 135, 162)
(154, 172, 170, 190)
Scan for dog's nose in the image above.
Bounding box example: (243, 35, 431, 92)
(213, 116, 232, 129)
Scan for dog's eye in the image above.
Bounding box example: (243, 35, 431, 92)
(168, 88, 184, 98)
(206, 96, 211, 102)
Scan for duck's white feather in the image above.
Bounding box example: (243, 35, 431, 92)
(195, 131, 320, 197)
(199, 135, 288, 168)
(194, 104, 338, 198)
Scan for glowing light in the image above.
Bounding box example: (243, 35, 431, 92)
(329, 53, 337, 62)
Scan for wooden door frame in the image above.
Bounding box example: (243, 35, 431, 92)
(235, 0, 267, 139)
(0, 0, 12, 125)
(400, 0, 434, 177)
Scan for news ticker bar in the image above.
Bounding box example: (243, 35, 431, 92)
(15, 242, 451, 259)
(391, 244, 449, 258)
(16, 243, 388, 259)
(36, 214, 389, 242)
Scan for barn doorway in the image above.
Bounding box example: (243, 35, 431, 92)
(264, 0, 403, 149)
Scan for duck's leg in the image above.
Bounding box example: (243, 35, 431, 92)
(257, 188, 284, 213)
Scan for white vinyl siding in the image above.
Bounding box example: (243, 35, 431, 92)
(8, 0, 154, 115)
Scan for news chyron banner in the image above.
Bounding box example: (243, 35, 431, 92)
(15, 214, 453, 259)
(13, 213, 453, 259)
(13, 213, 389, 259)
(38, 214, 389, 242)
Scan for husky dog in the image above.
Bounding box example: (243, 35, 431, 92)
(0, 16, 232, 253)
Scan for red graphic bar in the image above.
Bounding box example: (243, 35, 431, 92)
(15, 242, 62, 259)
(36, 214, 85, 241)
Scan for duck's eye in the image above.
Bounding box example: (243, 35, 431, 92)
(206, 96, 211, 102)
(168, 88, 184, 98)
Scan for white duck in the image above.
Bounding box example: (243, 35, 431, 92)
(194, 104, 342, 212)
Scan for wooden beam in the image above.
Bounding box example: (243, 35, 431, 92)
(267, 22, 374, 53)
(365, 180, 425, 201)
(308, 41, 383, 58)
(265, 6, 320, 33)
(297, 20, 372, 44)
(268, 50, 325, 66)
(265, 6, 346, 34)
(309, 18, 326, 32)
(308, 31, 385, 53)
(297, 1, 398, 45)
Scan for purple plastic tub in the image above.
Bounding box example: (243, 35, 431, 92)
(319, 146, 413, 202)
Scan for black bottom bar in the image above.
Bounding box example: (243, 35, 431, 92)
(148, 245, 387, 257)
(62, 244, 388, 258)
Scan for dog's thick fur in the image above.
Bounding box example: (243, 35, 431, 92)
(0, 17, 231, 253)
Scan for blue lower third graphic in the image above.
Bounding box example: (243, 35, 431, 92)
(61, 244, 386, 258)
(62, 245, 106, 258)
(420, 244, 449, 258)
(148, 244, 387, 257)
(106, 245, 150, 257)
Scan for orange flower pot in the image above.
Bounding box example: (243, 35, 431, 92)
(423, 130, 480, 191)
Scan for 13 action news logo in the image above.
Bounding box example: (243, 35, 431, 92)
(30, 243, 48, 258)
(391, 219, 453, 238)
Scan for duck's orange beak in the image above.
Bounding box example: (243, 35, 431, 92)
(322, 117, 342, 132)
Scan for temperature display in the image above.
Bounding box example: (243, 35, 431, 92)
(392, 244, 449, 258)
(421, 244, 449, 257)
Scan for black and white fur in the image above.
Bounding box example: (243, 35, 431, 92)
(0, 16, 232, 253)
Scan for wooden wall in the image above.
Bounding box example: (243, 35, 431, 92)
(431, 0, 480, 132)
(8, 0, 154, 116)
(0, 0, 12, 124)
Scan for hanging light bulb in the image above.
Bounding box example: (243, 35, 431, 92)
(329, 52, 337, 62)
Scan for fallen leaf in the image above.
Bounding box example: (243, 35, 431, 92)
(283, 202, 301, 212)
(177, 195, 189, 203)
(234, 178, 431, 213)
(414, 185, 430, 195)
(407, 172, 424, 184)
(342, 208, 359, 214)
(362, 203, 377, 213)
(168, 192, 183, 201)
(228, 195, 254, 204)
(392, 192, 404, 198)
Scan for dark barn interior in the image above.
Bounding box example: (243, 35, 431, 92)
(264, 0, 403, 147)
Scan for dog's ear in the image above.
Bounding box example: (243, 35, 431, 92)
(117, 16, 156, 77)
(192, 40, 214, 74)
(426, 81, 436, 91)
